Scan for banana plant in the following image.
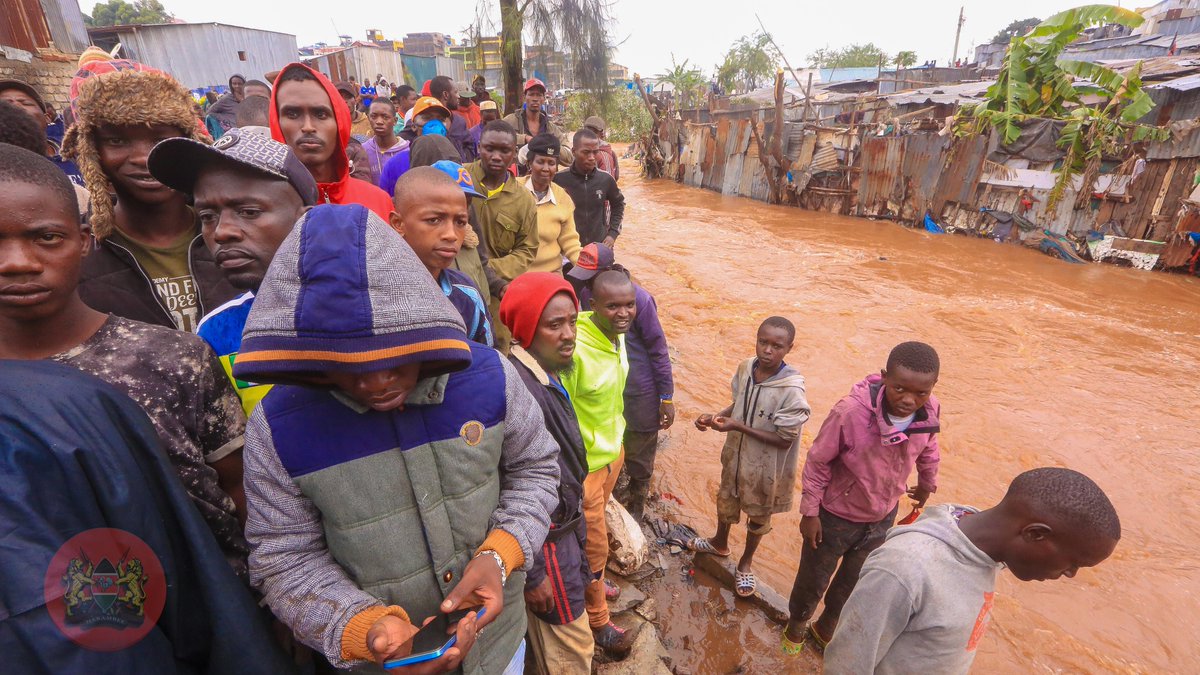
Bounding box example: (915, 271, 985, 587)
(956, 5, 1169, 209)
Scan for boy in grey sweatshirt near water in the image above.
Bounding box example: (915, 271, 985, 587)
(824, 467, 1120, 674)
(690, 317, 811, 598)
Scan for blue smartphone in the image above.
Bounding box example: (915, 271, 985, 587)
(383, 607, 486, 669)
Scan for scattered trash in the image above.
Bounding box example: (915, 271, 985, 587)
(660, 492, 684, 506)
(669, 545, 682, 555)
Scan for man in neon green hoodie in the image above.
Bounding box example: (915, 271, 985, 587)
(561, 268, 637, 656)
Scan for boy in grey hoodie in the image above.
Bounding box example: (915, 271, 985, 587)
(691, 317, 811, 598)
(824, 467, 1120, 675)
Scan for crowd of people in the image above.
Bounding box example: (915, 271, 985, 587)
(0, 50, 1123, 675)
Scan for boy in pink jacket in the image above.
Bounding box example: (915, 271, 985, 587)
(782, 341, 941, 655)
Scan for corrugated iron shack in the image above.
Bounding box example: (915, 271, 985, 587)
(88, 22, 297, 91)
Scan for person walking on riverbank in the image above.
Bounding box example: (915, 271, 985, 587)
(825, 467, 1120, 674)
(500, 272, 595, 675)
(562, 268, 638, 657)
(784, 341, 942, 654)
(690, 317, 810, 597)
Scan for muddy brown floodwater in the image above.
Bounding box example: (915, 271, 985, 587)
(612, 161, 1200, 674)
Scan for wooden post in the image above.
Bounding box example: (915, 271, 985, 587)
(803, 72, 814, 124)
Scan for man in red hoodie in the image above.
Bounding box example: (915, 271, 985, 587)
(270, 63, 392, 219)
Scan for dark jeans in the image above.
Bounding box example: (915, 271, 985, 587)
(622, 429, 659, 484)
(787, 504, 899, 625)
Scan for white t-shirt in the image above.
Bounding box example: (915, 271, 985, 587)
(888, 411, 916, 432)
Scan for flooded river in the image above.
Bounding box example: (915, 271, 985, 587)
(614, 166, 1200, 673)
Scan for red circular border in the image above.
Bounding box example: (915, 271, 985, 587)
(43, 528, 166, 652)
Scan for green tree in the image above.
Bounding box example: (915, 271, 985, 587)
(472, 0, 613, 115)
(894, 50, 918, 68)
(85, 0, 172, 27)
(991, 17, 1042, 44)
(808, 42, 889, 69)
(716, 32, 778, 95)
(657, 56, 706, 109)
(958, 5, 1167, 209)
(563, 88, 650, 142)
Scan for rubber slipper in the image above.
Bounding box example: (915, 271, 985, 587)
(805, 622, 830, 652)
(781, 631, 806, 656)
(734, 570, 756, 597)
(685, 537, 730, 557)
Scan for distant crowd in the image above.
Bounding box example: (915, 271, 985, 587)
(0, 46, 1121, 675)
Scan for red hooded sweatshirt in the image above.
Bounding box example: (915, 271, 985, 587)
(270, 63, 393, 219)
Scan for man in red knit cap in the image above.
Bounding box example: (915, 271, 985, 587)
(500, 273, 598, 671)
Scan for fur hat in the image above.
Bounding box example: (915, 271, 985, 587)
(62, 68, 209, 239)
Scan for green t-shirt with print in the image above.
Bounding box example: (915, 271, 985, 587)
(110, 225, 201, 332)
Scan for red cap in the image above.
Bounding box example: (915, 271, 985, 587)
(523, 78, 546, 93)
(499, 273, 577, 348)
(421, 79, 432, 96)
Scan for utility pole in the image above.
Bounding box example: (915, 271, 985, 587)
(951, 6, 965, 66)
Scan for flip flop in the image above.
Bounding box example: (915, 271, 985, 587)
(685, 537, 730, 557)
(781, 631, 805, 656)
(734, 570, 756, 597)
(805, 622, 830, 652)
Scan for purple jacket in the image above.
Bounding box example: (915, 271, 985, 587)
(800, 374, 940, 523)
(578, 283, 673, 432)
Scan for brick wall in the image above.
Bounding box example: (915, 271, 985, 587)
(0, 52, 80, 114)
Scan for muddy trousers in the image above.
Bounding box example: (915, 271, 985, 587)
(620, 429, 659, 517)
(787, 505, 898, 626)
(525, 610, 594, 675)
(582, 451, 624, 629)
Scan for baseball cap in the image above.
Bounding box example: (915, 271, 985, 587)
(523, 78, 546, 93)
(456, 82, 476, 98)
(567, 242, 616, 281)
(430, 160, 483, 198)
(334, 81, 356, 97)
(412, 96, 450, 119)
(0, 79, 47, 112)
(584, 115, 607, 132)
(148, 129, 319, 206)
(479, 100, 498, 112)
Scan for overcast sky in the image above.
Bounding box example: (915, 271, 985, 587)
(79, 0, 1111, 76)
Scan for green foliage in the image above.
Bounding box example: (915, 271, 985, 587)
(85, 0, 172, 27)
(657, 56, 707, 109)
(717, 32, 778, 95)
(562, 88, 650, 142)
(990, 17, 1041, 44)
(894, 51, 918, 68)
(808, 42, 889, 69)
(472, 0, 614, 111)
(956, 5, 1168, 209)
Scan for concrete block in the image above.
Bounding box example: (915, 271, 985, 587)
(692, 552, 790, 625)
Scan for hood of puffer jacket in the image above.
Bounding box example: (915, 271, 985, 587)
(232, 204, 472, 385)
(269, 63, 351, 203)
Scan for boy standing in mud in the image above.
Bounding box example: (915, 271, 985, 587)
(783, 341, 942, 655)
(690, 317, 811, 598)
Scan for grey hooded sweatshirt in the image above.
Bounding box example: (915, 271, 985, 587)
(824, 504, 1005, 675)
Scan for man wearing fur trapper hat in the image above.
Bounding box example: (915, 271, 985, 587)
(64, 62, 238, 332)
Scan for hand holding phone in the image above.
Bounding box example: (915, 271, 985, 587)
(380, 608, 485, 672)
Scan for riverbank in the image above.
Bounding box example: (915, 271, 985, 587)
(612, 157, 1200, 672)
